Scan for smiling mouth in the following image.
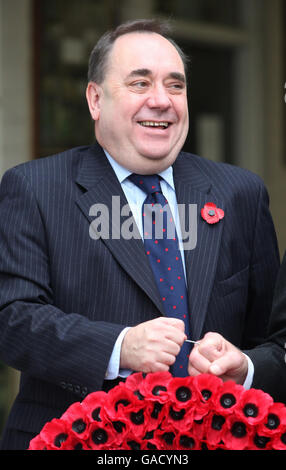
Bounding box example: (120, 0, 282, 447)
(138, 121, 170, 129)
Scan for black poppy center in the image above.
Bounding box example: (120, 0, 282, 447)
(175, 386, 191, 402)
(134, 390, 144, 400)
(127, 440, 141, 450)
(147, 443, 158, 450)
(220, 393, 236, 409)
(231, 422, 247, 438)
(266, 413, 280, 430)
(113, 421, 126, 433)
(162, 432, 175, 446)
(281, 433, 286, 445)
(169, 406, 186, 421)
(130, 409, 145, 425)
(115, 399, 130, 411)
(72, 419, 86, 434)
(92, 428, 108, 445)
(243, 403, 258, 418)
(151, 402, 163, 419)
(254, 434, 271, 449)
(211, 415, 225, 431)
(152, 385, 167, 396)
(73, 443, 83, 450)
(179, 435, 195, 449)
(201, 389, 212, 401)
(54, 433, 68, 448)
(92, 407, 101, 422)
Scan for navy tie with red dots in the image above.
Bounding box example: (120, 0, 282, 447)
(129, 173, 191, 377)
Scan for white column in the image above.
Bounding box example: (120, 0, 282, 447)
(233, 0, 266, 177)
(262, 0, 285, 254)
(0, 0, 32, 177)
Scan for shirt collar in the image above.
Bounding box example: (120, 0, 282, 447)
(103, 149, 175, 191)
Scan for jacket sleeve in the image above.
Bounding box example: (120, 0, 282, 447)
(0, 167, 125, 394)
(241, 180, 280, 349)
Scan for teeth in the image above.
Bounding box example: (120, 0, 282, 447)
(139, 121, 169, 128)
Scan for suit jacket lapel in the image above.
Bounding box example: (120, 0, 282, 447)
(75, 144, 164, 314)
(173, 154, 225, 341)
(74, 145, 225, 334)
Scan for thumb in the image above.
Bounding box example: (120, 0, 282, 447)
(208, 352, 240, 376)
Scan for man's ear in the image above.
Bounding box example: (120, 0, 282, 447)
(86, 82, 101, 121)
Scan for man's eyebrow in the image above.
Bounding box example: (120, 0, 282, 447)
(126, 69, 186, 84)
(168, 72, 186, 84)
(127, 68, 152, 79)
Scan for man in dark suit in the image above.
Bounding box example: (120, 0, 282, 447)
(0, 19, 281, 450)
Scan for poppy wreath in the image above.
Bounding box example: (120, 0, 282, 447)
(29, 372, 286, 450)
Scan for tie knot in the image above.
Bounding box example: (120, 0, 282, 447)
(129, 174, 161, 196)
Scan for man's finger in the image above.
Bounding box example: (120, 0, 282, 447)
(208, 350, 245, 377)
(188, 346, 212, 375)
(198, 333, 225, 362)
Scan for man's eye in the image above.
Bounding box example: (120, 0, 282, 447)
(134, 81, 148, 88)
(168, 82, 184, 91)
(131, 81, 149, 88)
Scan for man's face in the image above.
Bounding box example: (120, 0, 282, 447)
(86, 32, 189, 174)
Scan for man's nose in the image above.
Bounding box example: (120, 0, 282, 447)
(146, 84, 171, 109)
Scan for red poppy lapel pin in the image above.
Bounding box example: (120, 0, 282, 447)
(201, 202, 224, 224)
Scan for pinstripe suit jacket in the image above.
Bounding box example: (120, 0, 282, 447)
(0, 143, 280, 448)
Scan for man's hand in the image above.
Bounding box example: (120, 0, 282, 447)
(188, 332, 248, 384)
(120, 317, 186, 373)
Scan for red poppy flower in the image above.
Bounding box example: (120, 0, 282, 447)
(153, 426, 177, 450)
(204, 411, 228, 446)
(120, 436, 145, 450)
(81, 390, 109, 424)
(87, 422, 120, 450)
(223, 414, 253, 450)
(174, 430, 200, 450)
(235, 388, 273, 426)
(28, 434, 47, 450)
(192, 373, 223, 419)
(257, 402, 286, 437)
(201, 202, 224, 224)
(272, 430, 286, 450)
(144, 398, 169, 432)
(104, 384, 140, 421)
(125, 372, 146, 399)
(106, 383, 150, 438)
(191, 416, 207, 441)
(138, 370, 172, 403)
(61, 402, 91, 440)
(164, 402, 194, 432)
(126, 404, 150, 438)
(168, 376, 198, 409)
(39, 418, 74, 450)
(247, 432, 273, 450)
(213, 380, 244, 415)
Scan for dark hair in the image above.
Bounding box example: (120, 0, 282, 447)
(87, 19, 189, 84)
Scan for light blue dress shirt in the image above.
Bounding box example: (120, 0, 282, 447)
(102, 150, 253, 388)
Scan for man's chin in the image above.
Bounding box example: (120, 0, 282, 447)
(131, 150, 178, 174)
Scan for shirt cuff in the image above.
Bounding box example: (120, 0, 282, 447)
(243, 354, 254, 389)
(105, 327, 132, 380)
